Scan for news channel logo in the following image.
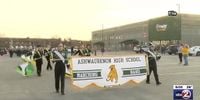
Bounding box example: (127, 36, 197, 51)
(173, 85, 193, 100)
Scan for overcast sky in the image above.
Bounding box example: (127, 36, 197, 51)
(0, 0, 199, 40)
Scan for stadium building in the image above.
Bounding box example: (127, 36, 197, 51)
(92, 14, 200, 51)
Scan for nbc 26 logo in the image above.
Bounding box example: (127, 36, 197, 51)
(173, 85, 193, 100)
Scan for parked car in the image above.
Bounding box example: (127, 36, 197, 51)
(141, 45, 150, 52)
(189, 46, 200, 56)
(166, 45, 178, 55)
(133, 45, 150, 53)
(133, 45, 141, 53)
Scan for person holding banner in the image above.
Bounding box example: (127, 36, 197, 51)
(33, 45, 43, 77)
(52, 43, 68, 95)
(83, 45, 92, 56)
(144, 49, 161, 85)
(73, 45, 84, 56)
(73, 45, 92, 56)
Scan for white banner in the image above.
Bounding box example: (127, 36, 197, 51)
(71, 55, 147, 88)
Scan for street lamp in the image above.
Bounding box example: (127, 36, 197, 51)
(177, 4, 181, 43)
(101, 24, 104, 41)
(176, 4, 180, 14)
(101, 24, 104, 51)
(168, 4, 181, 44)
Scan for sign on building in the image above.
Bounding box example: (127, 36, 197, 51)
(148, 16, 181, 41)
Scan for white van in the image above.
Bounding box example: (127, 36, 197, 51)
(189, 46, 200, 56)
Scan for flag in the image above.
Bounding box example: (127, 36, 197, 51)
(16, 62, 35, 76)
(16, 55, 35, 76)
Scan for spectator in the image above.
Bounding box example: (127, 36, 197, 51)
(182, 44, 189, 66)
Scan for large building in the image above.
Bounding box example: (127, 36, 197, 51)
(92, 14, 200, 51)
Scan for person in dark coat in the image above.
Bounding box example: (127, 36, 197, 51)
(73, 45, 84, 56)
(82, 45, 92, 56)
(52, 43, 68, 95)
(8, 48, 14, 58)
(33, 45, 43, 76)
(144, 49, 161, 85)
(44, 48, 52, 70)
(73, 45, 92, 56)
(101, 47, 105, 56)
(70, 46, 74, 56)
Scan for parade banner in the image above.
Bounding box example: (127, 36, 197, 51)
(71, 55, 147, 88)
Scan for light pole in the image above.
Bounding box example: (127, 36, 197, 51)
(101, 24, 104, 50)
(176, 4, 180, 14)
(101, 24, 104, 41)
(176, 4, 181, 43)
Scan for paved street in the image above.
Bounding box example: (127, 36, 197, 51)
(0, 53, 199, 100)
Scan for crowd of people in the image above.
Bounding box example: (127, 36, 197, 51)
(3, 43, 93, 95)
(132, 42, 190, 86)
(133, 42, 190, 66)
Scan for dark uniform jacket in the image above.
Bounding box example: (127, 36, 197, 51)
(73, 49, 84, 56)
(74, 48, 92, 56)
(52, 50, 68, 68)
(145, 50, 160, 68)
(44, 49, 51, 60)
(83, 48, 92, 56)
(33, 50, 43, 64)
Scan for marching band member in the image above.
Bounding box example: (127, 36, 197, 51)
(33, 45, 43, 77)
(144, 49, 161, 85)
(52, 43, 68, 95)
(73, 45, 92, 56)
(44, 48, 52, 70)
